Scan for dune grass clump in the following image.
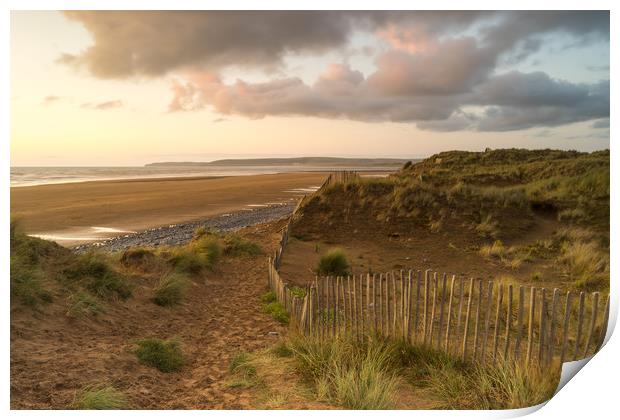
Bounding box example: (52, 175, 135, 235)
(10, 223, 59, 306)
(153, 272, 189, 306)
(168, 236, 221, 275)
(228, 352, 259, 388)
(316, 248, 350, 276)
(556, 241, 609, 289)
(424, 358, 559, 409)
(73, 384, 128, 410)
(286, 335, 399, 409)
(223, 234, 262, 256)
(61, 252, 132, 300)
(135, 338, 184, 373)
(66, 292, 102, 318)
(10, 256, 52, 306)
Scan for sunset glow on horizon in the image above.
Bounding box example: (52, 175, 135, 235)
(11, 11, 610, 166)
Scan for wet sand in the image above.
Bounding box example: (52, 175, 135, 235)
(10, 172, 327, 245)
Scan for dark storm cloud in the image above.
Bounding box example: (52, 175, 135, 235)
(60, 11, 609, 132)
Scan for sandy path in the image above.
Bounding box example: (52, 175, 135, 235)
(10, 222, 288, 409)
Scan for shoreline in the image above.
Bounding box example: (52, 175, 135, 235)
(73, 203, 295, 253)
(11, 172, 331, 245)
(11, 167, 399, 188)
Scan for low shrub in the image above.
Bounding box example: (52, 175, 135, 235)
(135, 338, 184, 373)
(73, 384, 128, 410)
(316, 248, 350, 276)
(153, 273, 189, 306)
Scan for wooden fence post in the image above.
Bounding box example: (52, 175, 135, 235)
(406, 270, 413, 343)
(595, 294, 610, 353)
(547, 289, 560, 365)
(559, 291, 573, 365)
(583, 292, 600, 359)
(462, 278, 474, 359)
(429, 272, 438, 348)
(493, 283, 504, 360)
(525, 287, 536, 368)
(538, 288, 546, 364)
(445, 275, 456, 352)
(572, 292, 586, 360)
(481, 280, 494, 363)
(414, 271, 421, 344)
(437, 273, 448, 349)
(503, 284, 513, 360)
(423, 270, 431, 345)
(472, 279, 483, 359)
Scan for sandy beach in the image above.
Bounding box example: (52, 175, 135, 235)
(10, 172, 328, 245)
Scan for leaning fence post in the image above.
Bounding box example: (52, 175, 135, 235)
(547, 288, 560, 365)
(461, 278, 474, 359)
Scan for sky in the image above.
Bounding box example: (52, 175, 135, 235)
(10, 10, 610, 166)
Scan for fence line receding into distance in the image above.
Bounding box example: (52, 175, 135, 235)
(267, 171, 610, 367)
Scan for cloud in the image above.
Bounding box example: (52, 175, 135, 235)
(59, 11, 609, 132)
(81, 100, 123, 110)
(60, 11, 608, 78)
(169, 61, 608, 132)
(42, 95, 61, 105)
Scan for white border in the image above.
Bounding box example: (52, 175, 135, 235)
(2, 2, 616, 419)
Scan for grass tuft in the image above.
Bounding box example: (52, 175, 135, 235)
(73, 384, 128, 410)
(153, 272, 189, 306)
(66, 292, 102, 318)
(135, 338, 184, 373)
(286, 335, 399, 409)
(316, 248, 350, 276)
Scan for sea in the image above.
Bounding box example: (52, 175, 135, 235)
(10, 165, 392, 187)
